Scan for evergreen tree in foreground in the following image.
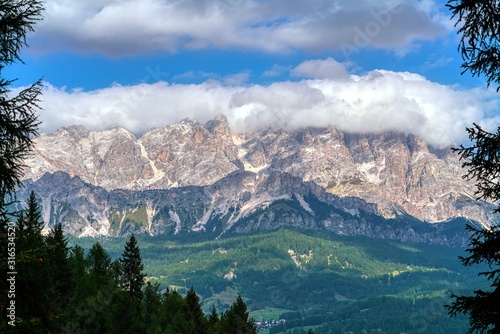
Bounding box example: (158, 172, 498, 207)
(0, 0, 43, 199)
(446, 223, 500, 333)
(219, 295, 257, 334)
(445, 126, 500, 331)
(15, 191, 48, 331)
(16, 191, 44, 250)
(120, 234, 145, 300)
(0, 0, 43, 328)
(45, 223, 71, 330)
(185, 287, 208, 334)
(445, 2, 500, 332)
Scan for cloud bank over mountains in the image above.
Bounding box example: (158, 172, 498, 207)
(36, 0, 447, 56)
(39, 58, 499, 148)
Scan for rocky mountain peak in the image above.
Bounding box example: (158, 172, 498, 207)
(205, 114, 230, 136)
(56, 124, 90, 139)
(407, 133, 430, 156)
(22, 115, 495, 228)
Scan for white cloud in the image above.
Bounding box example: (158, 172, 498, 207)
(291, 58, 351, 79)
(33, 0, 448, 56)
(37, 58, 500, 148)
(39, 81, 239, 135)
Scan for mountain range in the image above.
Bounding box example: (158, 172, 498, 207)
(18, 115, 497, 244)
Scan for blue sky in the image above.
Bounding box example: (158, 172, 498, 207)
(5, 0, 500, 147)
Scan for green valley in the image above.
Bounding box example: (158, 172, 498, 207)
(71, 228, 480, 333)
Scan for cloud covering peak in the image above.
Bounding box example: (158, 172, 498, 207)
(38, 58, 499, 148)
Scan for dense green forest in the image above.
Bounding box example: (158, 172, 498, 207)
(68, 218, 481, 333)
(1, 190, 481, 333)
(0, 192, 257, 333)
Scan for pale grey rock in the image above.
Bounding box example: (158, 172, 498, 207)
(22, 115, 497, 236)
(17, 170, 477, 246)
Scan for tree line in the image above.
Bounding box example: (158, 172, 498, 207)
(0, 0, 499, 333)
(0, 191, 257, 334)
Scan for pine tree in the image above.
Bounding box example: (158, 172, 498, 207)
(445, 2, 500, 332)
(45, 223, 69, 278)
(445, 124, 500, 332)
(119, 234, 145, 300)
(219, 296, 257, 334)
(0, 0, 43, 200)
(0, 2, 43, 327)
(185, 287, 208, 334)
(70, 243, 119, 334)
(15, 190, 49, 331)
(207, 307, 220, 334)
(109, 259, 122, 286)
(87, 242, 112, 285)
(447, 0, 500, 90)
(158, 289, 183, 329)
(17, 191, 44, 248)
(45, 223, 71, 331)
(446, 223, 500, 332)
(143, 281, 162, 333)
(68, 245, 88, 302)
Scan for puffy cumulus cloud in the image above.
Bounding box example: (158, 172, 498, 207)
(39, 81, 240, 135)
(37, 59, 499, 148)
(34, 0, 448, 56)
(291, 58, 351, 79)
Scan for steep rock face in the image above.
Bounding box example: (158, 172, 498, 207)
(25, 125, 154, 189)
(16, 171, 476, 246)
(236, 128, 485, 224)
(138, 117, 240, 189)
(22, 115, 495, 227)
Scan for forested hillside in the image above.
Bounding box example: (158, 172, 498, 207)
(0, 192, 256, 333)
(71, 221, 480, 333)
(1, 190, 479, 333)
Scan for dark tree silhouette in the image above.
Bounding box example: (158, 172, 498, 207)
(185, 287, 208, 334)
(446, 2, 500, 332)
(119, 234, 145, 300)
(447, 0, 500, 90)
(219, 295, 257, 334)
(447, 125, 500, 333)
(0, 1, 43, 327)
(0, 0, 43, 200)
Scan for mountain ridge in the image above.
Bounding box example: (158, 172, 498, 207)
(16, 169, 475, 246)
(23, 114, 495, 227)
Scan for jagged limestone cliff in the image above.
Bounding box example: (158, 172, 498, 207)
(23, 115, 491, 227)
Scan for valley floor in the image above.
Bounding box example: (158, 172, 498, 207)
(70, 228, 478, 334)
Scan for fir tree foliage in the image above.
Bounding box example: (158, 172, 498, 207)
(16, 190, 43, 247)
(453, 125, 500, 209)
(119, 234, 145, 300)
(447, 224, 500, 333)
(446, 2, 500, 332)
(14, 191, 48, 332)
(0, 214, 262, 333)
(185, 287, 208, 334)
(447, 0, 500, 90)
(0, 2, 43, 329)
(0, 0, 43, 200)
(219, 295, 257, 334)
(88, 242, 112, 278)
